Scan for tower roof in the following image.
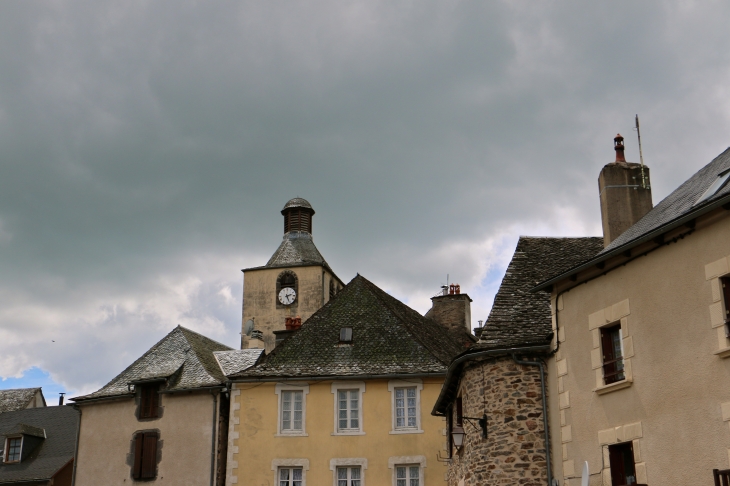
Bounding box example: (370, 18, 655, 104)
(281, 197, 314, 214)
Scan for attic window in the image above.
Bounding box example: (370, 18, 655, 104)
(340, 327, 353, 343)
(694, 169, 730, 206)
(4, 437, 22, 463)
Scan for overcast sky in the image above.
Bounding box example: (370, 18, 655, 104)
(2, 1, 730, 398)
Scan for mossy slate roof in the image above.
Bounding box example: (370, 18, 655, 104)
(231, 275, 473, 379)
(477, 236, 604, 350)
(0, 388, 41, 413)
(72, 326, 233, 401)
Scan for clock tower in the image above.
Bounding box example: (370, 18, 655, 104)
(241, 198, 343, 351)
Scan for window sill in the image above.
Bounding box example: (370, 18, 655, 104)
(389, 429, 424, 435)
(275, 432, 308, 437)
(593, 379, 632, 395)
(331, 431, 365, 436)
(714, 347, 730, 358)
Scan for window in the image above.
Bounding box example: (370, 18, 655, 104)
(330, 280, 336, 299)
(331, 382, 365, 435)
(722, 277, 730, 336)
(138, 383, 160, 419)
(337, 466, 361, 486)
(608, 442, 637, 485)
(601, 324, 625, 385)
(279, 467, 303, 486)
(394, 388, 417, 429)
(4, 437, 21, 463)
(395, 465, 420, 486)
(132, 431, 158, 480)
(694, 169, 730, 206)
(282, 391, 303, 431)
(276, 384, 309, 436)
(339, 328, 353, 343)
(388, 380, 423, 434)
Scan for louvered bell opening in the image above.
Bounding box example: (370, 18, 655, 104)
(284, 209, 312, 234)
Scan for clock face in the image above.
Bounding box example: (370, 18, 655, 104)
(278, 287, 296, 305)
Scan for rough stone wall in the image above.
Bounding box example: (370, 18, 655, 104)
(447, 357, 548, 486)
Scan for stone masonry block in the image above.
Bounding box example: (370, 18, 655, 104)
(721, 402, 730, 422)
(557, 359, 568, 376)
(711, 302, 725, 328)
(558, 376, 564, 394)
(598, 427, 617, 445)
(713, 278, 722, 302)
(588, 309, 607, 330)
(592, 329, 600, 349)
(623, 421, 643, 440)
(561, 425, 572, 443)
(558, 327, 566, 343)
(595, 369, 604, 389)
(560, 410, 566, 427)
(706, 257, 729, 280)
(718, 327, 729, 349)
(635, 462, 647, 484)
(615, 425, 625, 442)
(602, 469, 612, 486)
(632, 439, 641, 462)
(562, 443, 568, 458)
(612, 299, 630, 321)
(622, 336, 634, 358)
(563, 460, 575, 478)
(558, 294, 564, 311)
(591, 348, 602, 369)
(559, 391, 570, 409)
(620, 317, 629, 336)
(623, 358, 633, 380)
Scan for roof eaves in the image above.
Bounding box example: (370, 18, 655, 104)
(532, 192, 730, 292)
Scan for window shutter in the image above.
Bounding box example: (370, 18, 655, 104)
(600, 327, 615, 362)
(722, 277, 730, 320)
(149, 387, 159, 418)
(132, 433, 144, 479)
(141, 432, 158, 479)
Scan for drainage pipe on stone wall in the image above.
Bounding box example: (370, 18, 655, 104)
(511, 354, 552, 486)
(210, 390, 218, 486)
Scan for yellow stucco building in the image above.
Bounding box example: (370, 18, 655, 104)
(226, 275, 475, 486)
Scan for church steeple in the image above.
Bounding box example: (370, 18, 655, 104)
(282, 198, 314, 234)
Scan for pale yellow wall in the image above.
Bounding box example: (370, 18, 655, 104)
(550, 213, 730, 485)
(242, 266, 338, 351)
(227, 379, 448, 485)
(75, 392, 218, 486)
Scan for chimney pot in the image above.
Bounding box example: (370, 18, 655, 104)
(59, 393, 65, 406)
(614, 134, 627, 163)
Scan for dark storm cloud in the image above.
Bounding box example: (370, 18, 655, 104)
(1, 0, 729, 393)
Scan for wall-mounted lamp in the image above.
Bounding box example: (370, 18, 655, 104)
(451, 414, 487, 449)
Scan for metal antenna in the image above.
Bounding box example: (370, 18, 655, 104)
(635, 114, 649, 189)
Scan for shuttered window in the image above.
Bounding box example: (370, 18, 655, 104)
(132, 431, 158, 480)
(138, 384, 160, 419)
(601, 324, 625, 385)
(722, 277, 730, 332)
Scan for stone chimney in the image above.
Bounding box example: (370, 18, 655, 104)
(598, 134, 653, 247)
(247, 330, 265, 349)
(425, 284, 472, 334)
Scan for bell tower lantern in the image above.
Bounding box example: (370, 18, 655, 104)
(241, 198, 343, 351)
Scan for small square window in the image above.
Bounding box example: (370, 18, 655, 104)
(340, 328, 353, 343)
(336, 466, 361, 486)
(601, 324, 625, 385)
(279, 467, 303, 486)
(395, 465, 420, 486)
(5, 437, 22, 463)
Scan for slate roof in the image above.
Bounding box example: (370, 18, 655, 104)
(477, 237, 604, 350)
(214, 349, 264, 376)
(0, 406, 79, 483)
(265, 232, 329, 268)
(0, 389, 42, 414)
(535, 146, 730, 290)
(72, 326, 233, 402)
(230, 274, 474, 380)
(282, 197, 314, 212)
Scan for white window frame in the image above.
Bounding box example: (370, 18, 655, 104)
(331, 382, 366, 435)
(329, 458, 367, 486)
(275, 383, 310, 436)
(3, 436, 22, 463)
(387, 380, 423, 434)
(388, 456, 426, 486)
(272, 458, 309, 486)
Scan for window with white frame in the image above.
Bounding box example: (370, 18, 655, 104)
(387, 380, 423, 433)
(395, 465, 420, 486)
(275, 383, 309, 436)
(331, 382, 365, 435)
(336, 466, 361, 486)
(278, 467, 303, 486)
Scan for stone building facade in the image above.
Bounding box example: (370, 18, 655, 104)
(446, 357, 547, 486)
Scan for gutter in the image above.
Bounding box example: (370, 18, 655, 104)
(71, 385, 225, 405)
(210, 390, 218, 486)
(229, 372, 446, 383)
(71, 405, 81, 485)
(533, 192, 730, 292)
